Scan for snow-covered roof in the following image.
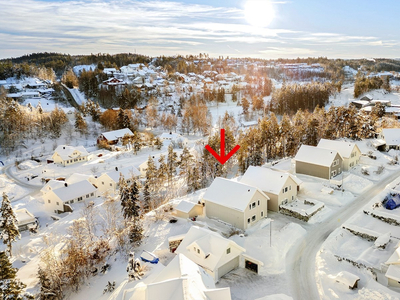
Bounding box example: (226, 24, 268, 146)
(317, 139, 360, 159)
(40, 179, 65, 194)
(67, 173, 93, 184)
(175, 226, 245, 273)
(14, 208, 36, 226)
(101, 128, 133, 142)
(53, 145, 89, 161)
(51, 180, 96, 202)
(382, 129, 400, 146)
(386, 247, 400, 265)
(386, 264, 400, 282)
(295, 145, 341, 167)
(175, 200, 201, 214)
(240, 166, 302, 195)
(121, 253, 231, 300)
(334, 271, 360, 287)
(102, 166, 140, 183)
(203, 177, 269, 212)
(160, 132, 181, 140)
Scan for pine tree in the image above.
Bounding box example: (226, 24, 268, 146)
(74, 111, 87, 136)
(166, 145, 178, 187)
(0, 251, 32, 299)
(143, 182, 151, 212)
(157, 155, 167, 189)
(0, 251, 16, 280)
(120, 178, 140, 220)
(0, 193, 20, 257)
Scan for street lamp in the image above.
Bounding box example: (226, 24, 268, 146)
(270, 219, 274, 247)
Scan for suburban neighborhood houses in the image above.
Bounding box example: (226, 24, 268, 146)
(2, 51, 400, 300)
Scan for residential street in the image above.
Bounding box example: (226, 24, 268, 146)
(288, 169, 400, 300)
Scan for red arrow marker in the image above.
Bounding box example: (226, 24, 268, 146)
(205, 129, 240, 165)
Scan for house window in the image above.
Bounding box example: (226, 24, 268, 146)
(289, 186, 291, 191)
(247, 218, 250, 223)
(91, 193, 94, 196)
(110, 183, 112, 186)
(252, 215, 256, 222)
(258, 200, 260, 206)
(102, 182, 104, 185)
(194, 247, 196, 251)
(261, 211, 264, 217)
(292, 196, 294, 201)
(252, 202, 255, 209)
(285, 187, 288, 193)
(197, 249, 200, 254)
(56, 202, 59, 206)
(71, 200, 74, 203)
(331, 170, 337, 178)
(249, 204, 251, 210)
(86, 194, 89, 198)
(282, 188, 285, 193)
(65, 201, 69, 204)
(54, 210, 57, 213)
(227, 248, 231, 254)
(48, 199, 51, 203)
(78, 197, 83, 201)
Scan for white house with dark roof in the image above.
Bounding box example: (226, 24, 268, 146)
(379, 128, 400, 151)
(52, 145, 89, 167)
(97, 128, 134, 145)
(295, 145, 343, 180)
(113, 253, 232, 300)
(174, 226, 245, 283)
(317, 139, 361, 171)
(44, 180, 97, 213)
(95, 166, 140, 196)
(240, 166, 302, 212)
(202, 177, 269, 230)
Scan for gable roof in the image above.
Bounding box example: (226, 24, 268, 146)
(53, 145, 89, 161)
(136, 253, 231, 300)
(175, 226, 245, 273)
(51, 180, 96, 202)
(240, 166, 302, 195)
(386, 247, 400, 265)
(102, 166, 140, 183)
(295, 145, 341, 167)
(175, 200, 201, 214)
(317, 139, 360, 159)
(101, 128, 133, 141)
(203, 177, 269, 212)
(382, 128, 400, 146)
(40, 179, 65, 194)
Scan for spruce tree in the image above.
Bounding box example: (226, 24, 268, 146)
(0, 251, 32, 299)
(166, 145, 178, 186)
(0, 193, 20, 257)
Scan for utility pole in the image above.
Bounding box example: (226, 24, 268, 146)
(270, 219, 274, 247)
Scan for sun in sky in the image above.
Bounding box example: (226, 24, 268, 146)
(244, 0, 275, 28)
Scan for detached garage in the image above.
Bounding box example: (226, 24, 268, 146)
(240, 254, 263, 274)
(174, 200, 203, 219)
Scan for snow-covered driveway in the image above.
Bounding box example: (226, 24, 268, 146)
(287, 169, 400, 300)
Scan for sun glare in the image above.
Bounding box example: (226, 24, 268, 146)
(244, 0, 275, 28)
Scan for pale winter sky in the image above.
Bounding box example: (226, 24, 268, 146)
(0, 0, 399, 59)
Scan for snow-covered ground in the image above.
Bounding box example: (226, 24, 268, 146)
(317, 175, 400, 300)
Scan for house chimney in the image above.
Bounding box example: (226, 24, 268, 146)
(115, 167, 118, 171)
(64, 183, 68, 187)
(63, 146, 65, 149)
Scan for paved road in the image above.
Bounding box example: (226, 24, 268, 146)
(1, 163, 43, 201)
(287, 169, 400, 300)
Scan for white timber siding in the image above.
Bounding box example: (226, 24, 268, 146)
(243, 190, 268, 230)
(343, 148, 361, 171)
(388, 278, 400, 288)
(264, 177, 298, 212)
(205, 201, 245, 230)
(217, 256, 239, 281)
